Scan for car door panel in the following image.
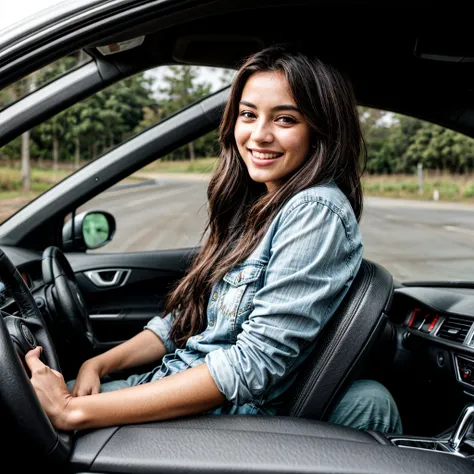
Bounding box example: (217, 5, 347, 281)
(68, 248, 197, 347)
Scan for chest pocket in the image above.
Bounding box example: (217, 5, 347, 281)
(220, 263, 265, 341)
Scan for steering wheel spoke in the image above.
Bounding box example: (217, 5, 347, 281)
(42, 246, 95, 355)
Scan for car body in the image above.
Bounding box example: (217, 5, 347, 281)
(1, 1, 474, 472)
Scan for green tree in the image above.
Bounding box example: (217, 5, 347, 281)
(158, 66, 213, 161)
(36, 110, 70, 170)
(218, 68, 236, 87)
(405, 122, 474, 174)
(96, 74, 155, 149)
(359, 107, 397, 174)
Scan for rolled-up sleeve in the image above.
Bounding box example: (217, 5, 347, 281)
(144, 312, 177, 354)
(206, 199, 363, 406)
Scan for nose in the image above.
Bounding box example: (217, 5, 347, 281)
(251, 118, 274, 144)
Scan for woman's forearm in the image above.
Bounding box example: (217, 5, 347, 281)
(65, 363, 226, 430)
(89, 329, 167, 377)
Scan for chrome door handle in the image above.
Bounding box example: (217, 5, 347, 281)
(84, 269, 131, 288)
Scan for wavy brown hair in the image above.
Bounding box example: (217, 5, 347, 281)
(166, 43, 367, 347)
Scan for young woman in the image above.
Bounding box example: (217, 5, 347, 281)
(25, 44, 402, 434)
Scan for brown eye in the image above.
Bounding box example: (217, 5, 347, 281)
(239, 111, 255, 119)
(276, 116, 296, 124)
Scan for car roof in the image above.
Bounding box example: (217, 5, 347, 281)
(1, 1, 474, 137)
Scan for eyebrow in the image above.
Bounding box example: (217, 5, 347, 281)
(239, 100, 301, 113)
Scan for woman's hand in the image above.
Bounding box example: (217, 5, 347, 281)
(25, 346, 74, 431)
(70, 358, 102, 397)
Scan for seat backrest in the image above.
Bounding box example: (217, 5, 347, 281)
(282, 258, 394, 420)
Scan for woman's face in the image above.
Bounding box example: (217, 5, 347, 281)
(234, 70, 312, 192)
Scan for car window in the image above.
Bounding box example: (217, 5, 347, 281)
(77, 155, 215, 252)
(0, 63, 234, 226)
(358, 107, 474, 282)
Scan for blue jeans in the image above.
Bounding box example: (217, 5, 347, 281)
(67, 376, 402, 434)
(327, 379, 403, 434)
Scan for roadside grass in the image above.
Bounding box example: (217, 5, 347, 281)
(0, 166, 145, 199)
(0, 167, 71, 199)
(141, 157, 218, 174)
(362, 173, 474, 202)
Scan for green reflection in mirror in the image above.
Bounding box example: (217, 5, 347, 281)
(83, 213, 110, 248)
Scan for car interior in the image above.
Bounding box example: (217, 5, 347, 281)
(0, 1, 474, 473)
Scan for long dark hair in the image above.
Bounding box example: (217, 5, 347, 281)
(166, 43, 367, 347)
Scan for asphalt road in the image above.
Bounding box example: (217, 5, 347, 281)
(82, 177, 474, 283)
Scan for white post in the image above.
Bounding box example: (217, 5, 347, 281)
(417, 162, 423, 195)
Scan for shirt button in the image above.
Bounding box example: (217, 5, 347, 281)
(209, 321, 214, 327)
(212, 292, 218, 300)
(237, 272, 243, 282)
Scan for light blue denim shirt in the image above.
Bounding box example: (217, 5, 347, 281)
(141, 181, 363, 415)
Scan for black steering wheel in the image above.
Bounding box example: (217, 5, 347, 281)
(42, 246, 95, 354)
(0, 248, 70, 462)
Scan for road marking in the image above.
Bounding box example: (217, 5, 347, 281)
(116, 226, 153, 252)
(102, 182, 163, 198)
(123, 187, 189, 208)
(444, 225, 474, 235)
(384, 214, 407, 221)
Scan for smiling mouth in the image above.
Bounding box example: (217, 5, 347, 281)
(249, 150, 284, 160)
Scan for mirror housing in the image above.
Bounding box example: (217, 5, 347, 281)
(62, 210, 116, 251)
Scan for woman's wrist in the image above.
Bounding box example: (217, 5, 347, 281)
(57, 395, 85, 431)
(83, 356, 107, 377)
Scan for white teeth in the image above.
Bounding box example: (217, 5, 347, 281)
(251, 151, 281, 159)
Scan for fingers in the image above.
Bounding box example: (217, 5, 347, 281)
(24, 346, 45, 373)
(77, 389, 91, 397)
(71, 383, 100, 397)
(74, 386, 94, 397)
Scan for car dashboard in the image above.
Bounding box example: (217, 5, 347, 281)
(391, 285, 474, 393)
(0, 259, 43, 309)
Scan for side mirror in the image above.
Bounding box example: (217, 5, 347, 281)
(62, 210, 116, 251)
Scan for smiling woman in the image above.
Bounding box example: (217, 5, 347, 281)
(235, 71, 312, 191)
(25, 43, 402, 438)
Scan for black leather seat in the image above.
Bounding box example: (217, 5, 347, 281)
(282, 258, 394, 420)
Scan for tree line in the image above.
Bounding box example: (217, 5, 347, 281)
(2, 52, 474, 186)
(360, 108, 474, 175)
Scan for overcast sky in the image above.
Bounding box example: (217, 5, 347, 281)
(0, 0, 67, 31)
